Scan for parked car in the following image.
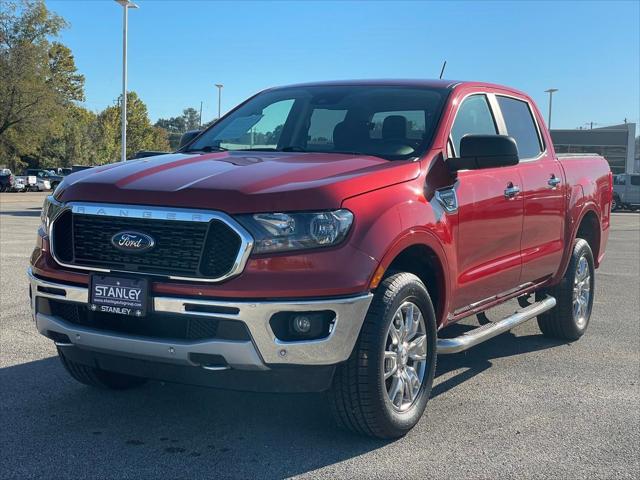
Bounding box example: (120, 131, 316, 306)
(16, 175, 49, 192)
(0, 168, 15, 192)
(613, 173, 640, 211)
(24, 169, 63, 190)
(12, 176, 27, 192)
(30, 80, 612, 438)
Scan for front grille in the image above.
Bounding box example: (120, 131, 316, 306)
(51, 209, 245, 280)
(38, 298, 250, 342)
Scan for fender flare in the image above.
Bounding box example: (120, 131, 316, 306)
(368, 228, 452, 325)
(555, 202, 602, 283)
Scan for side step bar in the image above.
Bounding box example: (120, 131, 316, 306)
(437, 295, 556, 354)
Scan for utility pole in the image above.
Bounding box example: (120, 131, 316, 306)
(199, 101, 203, 128)
(215, 84, 223, 121)
(115, 0, 138, 162)
(544, 88, 558, 129)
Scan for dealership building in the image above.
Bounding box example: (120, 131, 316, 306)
(550, 123, 638, 174)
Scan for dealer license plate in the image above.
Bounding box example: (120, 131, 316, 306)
(90, 274, 148, 317)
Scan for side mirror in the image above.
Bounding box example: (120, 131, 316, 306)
(448, 135, 519, 172)
(178, 130, 203, 149)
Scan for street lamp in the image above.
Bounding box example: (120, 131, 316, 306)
(544, 88, 558, 129)
(115, 0, 139, 162)
(215, 84, 223, 121)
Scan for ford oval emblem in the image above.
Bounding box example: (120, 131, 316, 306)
(111, 231, 155, 253)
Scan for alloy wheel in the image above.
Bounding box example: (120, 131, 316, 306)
(383, 301, 428, 412)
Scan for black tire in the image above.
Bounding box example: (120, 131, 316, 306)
(611, 196, 620, 211)
(329, 272, 437, 439)
(0, 184, 5, 192)
(536, 239, 594, 341)
(57, 347, 147, 390)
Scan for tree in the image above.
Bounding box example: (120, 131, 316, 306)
(35, 105, 96, 168)
(0, 0, 85, 170)
(182, 107, 200, 131)
(94, 91, 170, 163)
(155, 107, 202, 149)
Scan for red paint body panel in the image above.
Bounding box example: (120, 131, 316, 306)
(33, 80, 613, 329)
(57, 151, 420, 213)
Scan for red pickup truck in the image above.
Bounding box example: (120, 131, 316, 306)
(29, 80, 612, 438)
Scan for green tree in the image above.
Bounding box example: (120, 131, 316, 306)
(155, 107, 202, 149)
(182, 107, 200, 131)
(94, 91, 170, 163)
(0, 0, 85, 170)
(36, 105, 97, 168)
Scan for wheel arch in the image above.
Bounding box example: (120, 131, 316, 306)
(369, 232, 450, 327)
(575, 208, 601, 264)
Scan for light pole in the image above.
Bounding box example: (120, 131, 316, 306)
(544, 88, 558, 129)
(115, 0, 138, 162)
(215, 84, 223, 121)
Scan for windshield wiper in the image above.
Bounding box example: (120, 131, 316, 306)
(232, 146, 307, 152)
(184, 145, 228, 153)
(279, 146, 307, 152)
(232, 147, 278, 152)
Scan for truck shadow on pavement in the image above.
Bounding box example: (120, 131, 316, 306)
(433, 324, 566, 399)
(1, 329, 566, 479)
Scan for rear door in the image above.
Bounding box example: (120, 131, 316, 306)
(447, 93, 524, 311)
(496, 94, 566, 284)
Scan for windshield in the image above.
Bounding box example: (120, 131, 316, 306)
(186, 85, 449, 160)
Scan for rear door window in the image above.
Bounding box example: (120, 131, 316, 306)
(630, 175, 640, 186)
(497, 96, 543, 160)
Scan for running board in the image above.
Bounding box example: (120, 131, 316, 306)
(437, 295, 556, 354)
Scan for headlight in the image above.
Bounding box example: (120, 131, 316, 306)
(236, 209, 354, 254)
(40, 195, 65, 231)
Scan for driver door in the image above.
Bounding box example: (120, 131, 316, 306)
(448, 93, 524, 311)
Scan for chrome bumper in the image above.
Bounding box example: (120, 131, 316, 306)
(28, 268, 373, 370)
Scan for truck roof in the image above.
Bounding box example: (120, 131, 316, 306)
(266, 79, 528, 96)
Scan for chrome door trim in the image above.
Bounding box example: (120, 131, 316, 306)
(504, 184, 521, 199)
(49, 202, 254, 283)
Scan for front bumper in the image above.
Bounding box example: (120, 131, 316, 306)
(28, 268, 373, 371)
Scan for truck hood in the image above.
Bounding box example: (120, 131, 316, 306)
(57, 151, 421, 213)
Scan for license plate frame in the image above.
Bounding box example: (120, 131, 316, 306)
(89, 274, 149, 317)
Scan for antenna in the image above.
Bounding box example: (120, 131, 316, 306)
(439, 61, 447, 79)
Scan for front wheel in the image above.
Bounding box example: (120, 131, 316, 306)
(329, 272, 437, 439)
(537, 239, 595, 341)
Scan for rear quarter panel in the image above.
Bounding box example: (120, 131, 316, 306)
(556, 155, 612, 278)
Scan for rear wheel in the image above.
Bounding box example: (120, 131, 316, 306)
(57, 347, 147, 390)
(611, 196, 619, 211)
(329, 272, 437, 439)
(537, 239, 594, 341)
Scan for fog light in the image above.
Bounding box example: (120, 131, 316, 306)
(292, 315, 312, 334)
(270, 310, 336, 341)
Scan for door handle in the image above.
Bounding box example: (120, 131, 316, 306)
(504, 183, 520, 199)
(548, 175, 561, 189)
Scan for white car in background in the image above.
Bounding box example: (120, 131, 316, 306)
(15, 175, 51, 192)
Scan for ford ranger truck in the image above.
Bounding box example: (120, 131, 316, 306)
(29, 80, 612, 438)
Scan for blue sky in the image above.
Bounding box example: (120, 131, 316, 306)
(49, 0, 639, 129)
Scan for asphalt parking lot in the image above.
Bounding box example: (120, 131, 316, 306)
(1, 192, 638, 479)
